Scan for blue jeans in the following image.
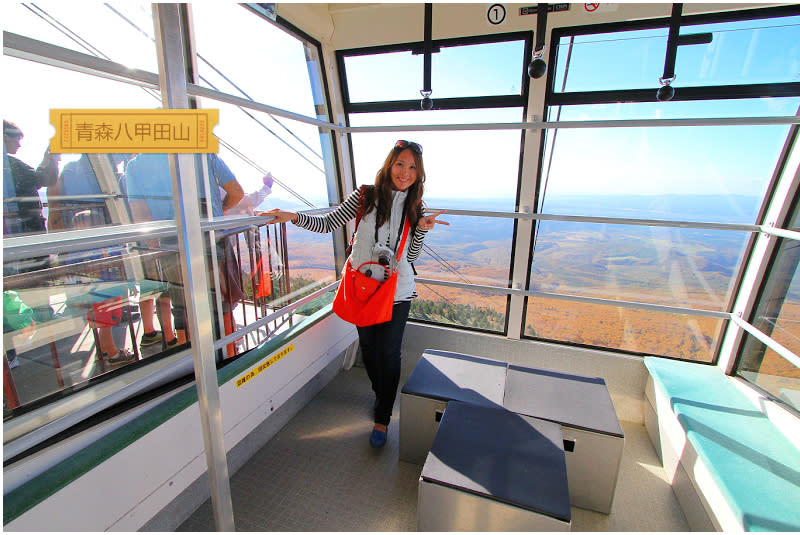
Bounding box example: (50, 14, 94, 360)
(357, 300, 411, 426)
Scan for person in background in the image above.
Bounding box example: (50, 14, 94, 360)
(261, 140, 448, 448)
(123, 153, 244, 347)
(3, 120, 60, 275)
(50, 154, 175, 365)
(3, 120, 60, 236)
(224, 172, 274, 216)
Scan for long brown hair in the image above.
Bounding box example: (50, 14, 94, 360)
(362, 145, 425, 228)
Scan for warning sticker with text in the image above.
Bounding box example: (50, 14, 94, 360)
(236, 343, 295, 388)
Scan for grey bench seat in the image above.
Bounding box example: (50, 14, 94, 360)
(417, 401, 571, 531)
(400, 349, 625, 513)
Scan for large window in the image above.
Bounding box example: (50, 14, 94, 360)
(192, 4, 337, 298)
(552, 15, 800, 93)
(524, 9, 800, 361)
(4, 16, 174, 413)
(344, 39, 526, 102)
(736, 166, 800, 413)
(340, 33, 531, 333)
(3, 5, 336, 421)
(4, 1, 159, 73)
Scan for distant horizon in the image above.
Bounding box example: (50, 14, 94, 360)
(424, 192, 761, 200)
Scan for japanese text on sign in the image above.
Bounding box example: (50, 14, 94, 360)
(236, 344, 295, 388)
(49, 109, 219, 153)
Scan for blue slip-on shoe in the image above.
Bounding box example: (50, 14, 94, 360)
(369, 428, 387, 448)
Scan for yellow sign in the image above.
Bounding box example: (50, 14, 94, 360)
(236, 344, 295, 388)
(49, 109, 219, 153)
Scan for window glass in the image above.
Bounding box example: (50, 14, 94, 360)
(411, 287, 508, 334)
(553, 29, 666, 93)
(192, 4, 336, 303)
(674, 16, 800, 88)
(349, 108, 522, 332)
(736, 203, 800, 412)
(343, 38, 526, 102)
(349, 108, 522, 207)
(203, 99, 329, 209)
(4, 1, 158, 73)
(3, 234, 189, 413)
(191, 3, 318, 117)
(552, 15, 800, 93)
(737, 334, 800, 413)
(529, 221, 748, 310)
(3, 55, 161, 235)
(532, 11, 799, 360)
(434, 40, 526, 98)
(344, 51, 423, 102)
(539, 99, 800, 222)
(525, 297, 722, 362)
(3, 9, 333, 417)
(198, 96, 335, 305)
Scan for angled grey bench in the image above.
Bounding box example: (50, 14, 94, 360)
(417, 401, 571, 531)
(401, 349, 624, 514)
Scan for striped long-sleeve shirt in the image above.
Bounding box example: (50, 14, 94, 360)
(293, 188, 428, 263)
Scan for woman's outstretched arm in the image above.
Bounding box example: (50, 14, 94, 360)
(258, 188, 362, 233)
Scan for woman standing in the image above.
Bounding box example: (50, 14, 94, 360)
(262, 140, 448, 448)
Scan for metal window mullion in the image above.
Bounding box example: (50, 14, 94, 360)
(3, 206, 766, 261)
(199, 154, 228, 355)
(759, 225, 800, 241)
(717, 123, 800, 373)
(2, 216, 274, 259)
(508, 73, 546, 339)
(730, 314, 800, 370)
(3, 31, 160, 89)
(186, 82, 343, 131)
(345, 115, 800, 133)
(306, 39, 350, 275)
(152, 4, 234, 532)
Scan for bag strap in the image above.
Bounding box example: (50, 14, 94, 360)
(346, 185, 370, 256)
(351, 185, 370, 243)
(395, 218, 411, 262)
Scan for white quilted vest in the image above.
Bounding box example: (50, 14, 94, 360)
(349, 190, 415, 302)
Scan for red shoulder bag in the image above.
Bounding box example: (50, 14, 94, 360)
(333, 188, 411, 327)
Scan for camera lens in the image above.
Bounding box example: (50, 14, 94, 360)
(378, 255, 390, 266)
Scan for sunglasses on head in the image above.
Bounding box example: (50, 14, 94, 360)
(395, 140, 423, 154)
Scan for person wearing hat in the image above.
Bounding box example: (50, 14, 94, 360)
(3, 120, 60, 238)
(3, 120, 61, 279)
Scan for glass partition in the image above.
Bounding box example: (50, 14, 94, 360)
(349, 108, 524, 333)
(192, 4, 322, 119)
(191, 2, 337, 306)
(527, 8, 800, 361)
(526, 297, 723, 362)
(4, 1, 159, 73)
(3, 6, 337, 421)
(529, 222, 749, 311)
(736, 201, 800, 412)
(343, 38, 527, 102)
(552, 15, 800, 93)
